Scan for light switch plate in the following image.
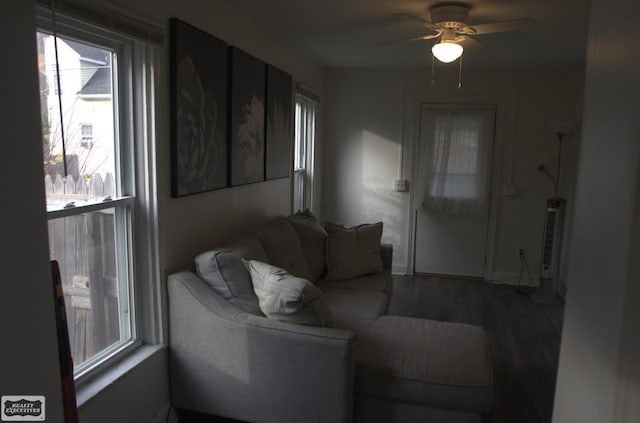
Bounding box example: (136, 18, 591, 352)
(394, 179, 409, 192)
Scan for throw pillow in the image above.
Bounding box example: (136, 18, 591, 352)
(195, 236, 268, 315)
(244, 260, 333, 327)
(325, 222, 384, 281)
(253, 217, 314, 281)
(287, 215, 328, 282)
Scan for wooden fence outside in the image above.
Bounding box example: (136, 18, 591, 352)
(45, 172, 121, 366)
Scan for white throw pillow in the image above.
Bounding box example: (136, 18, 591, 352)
(244, 260, 333, 327)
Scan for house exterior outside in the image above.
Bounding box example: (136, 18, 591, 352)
(39, 33, 115, 187)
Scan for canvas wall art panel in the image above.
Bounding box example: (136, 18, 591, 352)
(230, 47, 266, 186)
(170, 18, 228, 197)
(266, 65, 293, 180)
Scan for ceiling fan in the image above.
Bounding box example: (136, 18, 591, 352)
(380, 2, 537, 63)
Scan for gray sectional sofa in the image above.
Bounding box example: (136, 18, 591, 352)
(167, 214, 493, 423)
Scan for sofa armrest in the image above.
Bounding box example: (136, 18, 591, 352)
(381, 243, 393, 272)
(168, 270, 355, 423)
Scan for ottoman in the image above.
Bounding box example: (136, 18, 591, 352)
(353, 316, 493, 423)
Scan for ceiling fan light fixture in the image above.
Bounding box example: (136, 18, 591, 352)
(431, 41, 463, 63)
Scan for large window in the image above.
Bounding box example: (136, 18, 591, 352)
(293, 87, 319, 212)
(36, 11, 157, 378)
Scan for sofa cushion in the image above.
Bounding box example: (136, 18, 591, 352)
(244, 260, 333, 327)
(287, 215, 327, 282)
(354, 316, 493, 413)
(317, 272, 392, 298)
(325, 222, 384, 281)
(254, 218, 314, 281)
(322, 288, 388, 326)
(195, 236, 267, 315)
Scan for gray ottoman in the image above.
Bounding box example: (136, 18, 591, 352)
(353, 316, 493, 423)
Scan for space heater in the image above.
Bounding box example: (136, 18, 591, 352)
(531, 197, 566, 304)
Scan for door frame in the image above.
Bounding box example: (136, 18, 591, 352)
(413, 102, 497, 277)
(400, 83, 517, 279)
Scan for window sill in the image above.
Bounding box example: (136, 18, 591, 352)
(75, 344, 167, 408)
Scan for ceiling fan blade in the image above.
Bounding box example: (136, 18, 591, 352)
(377, 32, 441, 47)
(458, 36, 488, 51)
(466, 18, 537, 35)
(392, 13, 439, 29)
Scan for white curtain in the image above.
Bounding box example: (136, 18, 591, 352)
(418, 104, 496, 215)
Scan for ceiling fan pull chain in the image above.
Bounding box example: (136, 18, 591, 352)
(458, 55, 463, 88)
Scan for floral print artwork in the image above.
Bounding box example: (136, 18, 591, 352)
(266, 66, 292, 180)
(237, 95, 264, 180)
(176, 57, 223, 195)
(230, 48, 266, 186)
(170, 19, 227, 197)
(170, 23, 292, 193)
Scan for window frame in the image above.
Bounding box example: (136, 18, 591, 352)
(293, 87, 319, 213)
(418, 103, 496, 213)
(429, 114, 485, 201)
(36, 8, 159, 382)
(293, 100, 306, 213)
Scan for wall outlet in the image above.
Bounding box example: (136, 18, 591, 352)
(517, 248, 525, 257)
(394, 179, 409, 192)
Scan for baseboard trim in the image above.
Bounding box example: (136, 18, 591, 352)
(414, 271, 484, 281)
(488, 271, 539, 287)
(393, 267, 540, 287)
(391, 263, 409, 275)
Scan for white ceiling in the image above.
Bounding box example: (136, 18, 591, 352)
(222, 0, 591, 70)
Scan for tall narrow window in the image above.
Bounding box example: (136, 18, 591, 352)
(293, 86, 319, 212)
(36, 11, 156, 378)
(418, 104, 496, 215)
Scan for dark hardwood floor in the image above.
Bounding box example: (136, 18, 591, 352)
(388, 275, 564, 423)
(178, 275, 564, 423)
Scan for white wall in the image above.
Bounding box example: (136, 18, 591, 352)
(77, 348, 169, 422)
(552, 0, 640, 421)
(322, 69, 408, 272)
(0, 0, 64, 421)
(322, 68, 584, 283)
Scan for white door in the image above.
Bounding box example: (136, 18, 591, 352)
(414, 104, 496, 278)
